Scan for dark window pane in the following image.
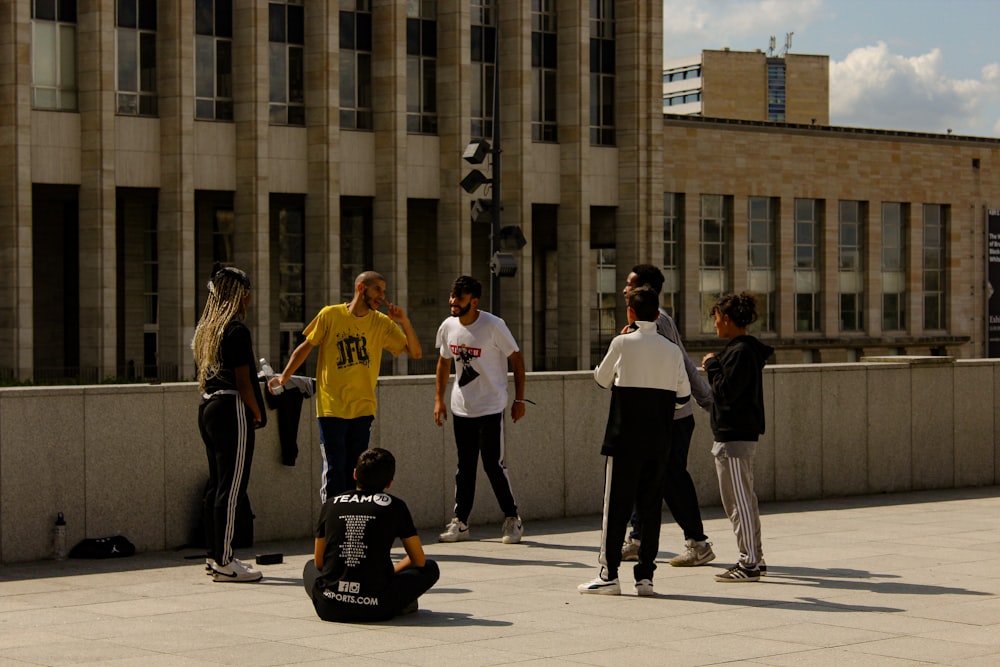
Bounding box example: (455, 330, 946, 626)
(483, 26, 495, 63)
(288, 4, 304, 44)
(117, 0, 137, 28)
(406, 18, 419, 55)
(269, 3, 285, 42)
(289, 46, 303, 102)
(543, 32, 556, 68)
(356, 12, 372, 51)
(422, 19, 436, 56)
(357, 53, 371, 106)
(58, 0, 76, 22)
(35, 0, 57, 21)
(138, 0, 156, 30)
(589, 39, 600, 73)
(216, 40, 232, 96)
(471, 25, 482, 62)
(139, 32, 156, 92)
(602, 40, 615, 73)
(195, 0, 213, 35)
(340, 12, 355, 49)
(288, 105, 304, 125)
(531, 33, 541, 68)
(215, 0, 232, 37)
(139, 94, 157, 116)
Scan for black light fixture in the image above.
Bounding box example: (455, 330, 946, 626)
(489, 252, 518, 278)
(463, 138, 491, 165)
(498, 225, 526, 250)
(471, 198, 494, 224)
(459, 169, 491, 194)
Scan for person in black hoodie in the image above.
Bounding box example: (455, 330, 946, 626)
(701, 292, 773, 583)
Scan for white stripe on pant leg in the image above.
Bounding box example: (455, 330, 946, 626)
(495, 414, 517, 506)
(221, 403, 248, 566)
(729, 456, 759, 565)
(319, 433, 330, 504)
(598, 457, 614, 568)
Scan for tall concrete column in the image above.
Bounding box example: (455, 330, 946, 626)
(233, 5, 271, 351)
(303, 3, 339, 327)
(556, 0, 590, 370)
(614, 0, 663, 309)
(0, 2, 33, 380)
(77, 1, 118, 380)
(372, 0, 409, 373)
(158, 0, 197, 380)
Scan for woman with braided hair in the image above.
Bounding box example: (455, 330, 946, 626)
(193, 264, 266, 582)
(701, 292, 773, 583)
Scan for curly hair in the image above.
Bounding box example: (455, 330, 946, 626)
(191, 265, 252, 392)
(450, 275, 482, 299)
(711, 292, 760, 328)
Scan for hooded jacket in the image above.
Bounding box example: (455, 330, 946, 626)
(703, 335, 773, 442)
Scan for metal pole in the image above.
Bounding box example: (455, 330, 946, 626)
(490, 16, 501, 317)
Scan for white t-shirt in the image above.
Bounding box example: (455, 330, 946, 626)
(435, 311, 519, 418)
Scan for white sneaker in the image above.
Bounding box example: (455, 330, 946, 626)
(635, 579, 654, 597)
(669, 539, 716, 567)
(439, 518, 470, 543)
(501, 516, 523, 544)
(212, 558, 262, 583)
(577, 575, 621, 595)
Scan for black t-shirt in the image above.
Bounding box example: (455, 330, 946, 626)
(204, 321, 255, 394)
(314, 490, 417, 597)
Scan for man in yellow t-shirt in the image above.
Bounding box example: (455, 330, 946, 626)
(270, 271, 422, 501)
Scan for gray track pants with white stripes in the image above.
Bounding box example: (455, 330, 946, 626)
(714, 443, 763, 567)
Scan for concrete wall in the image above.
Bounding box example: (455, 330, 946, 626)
(1, 358, 997, 563)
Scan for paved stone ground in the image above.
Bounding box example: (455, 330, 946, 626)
(1, 487, 998, 666)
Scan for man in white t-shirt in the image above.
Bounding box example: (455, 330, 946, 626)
(433, 275, 526, 545)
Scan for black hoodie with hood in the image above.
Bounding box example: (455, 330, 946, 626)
(703, 334, 773, 443)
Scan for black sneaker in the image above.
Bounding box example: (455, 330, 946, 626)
(715, 563, 760, 583)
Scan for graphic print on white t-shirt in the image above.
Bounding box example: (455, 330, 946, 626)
(451, 344, 482, 387)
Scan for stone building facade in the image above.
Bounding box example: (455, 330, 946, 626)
(0, 3, 997, 384)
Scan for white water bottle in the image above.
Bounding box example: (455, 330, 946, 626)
(53, 512, 67, 560)
(260, 358, 283, 394)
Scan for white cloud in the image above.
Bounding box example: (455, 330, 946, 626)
(830, 42, 1000, 136)
(664, 0, 824, 53)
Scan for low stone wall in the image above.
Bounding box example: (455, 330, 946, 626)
(1, 358, 997, 563)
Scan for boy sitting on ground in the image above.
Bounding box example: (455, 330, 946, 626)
(303, 448, 439, 621)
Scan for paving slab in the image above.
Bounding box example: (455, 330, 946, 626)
(0, 487, 998, 666)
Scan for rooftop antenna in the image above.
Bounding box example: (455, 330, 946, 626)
(768, 35, 776, 56)
(779, 32, 794, 56)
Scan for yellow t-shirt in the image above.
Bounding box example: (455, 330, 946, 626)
(304, 304, 407, 419)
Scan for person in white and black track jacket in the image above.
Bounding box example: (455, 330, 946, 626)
(578, 286, 691, 597)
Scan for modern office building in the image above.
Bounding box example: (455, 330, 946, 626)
(664, 48, 829, 125)
(1, 4, 998, 385)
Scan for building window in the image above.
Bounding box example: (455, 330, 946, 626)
(881, 202, 907, 331)
(406, 0, 437, 134)
(31, 0, 77, 110)
(143, 208, 159, 377)
(340, 0, 372, 130)
(195, 0, 233, 121)
(767, 58, 786, 121)
(470, 0, 496, 139)
(699, 194, 731, 333)
(662, 193, 682, 318)
(794, 198, 821, 332)
(589, 0, 615, 146)
(664, 89, 701, 106)
(923, 204, 947, 330)
(269, 1, 304, 125)
(341, 197, 373, 304)
(663, 65, 700, 82)
(839, 200, 865, 332)
(272, 195, 305, 364)
(591, 247, 617, 365)
(116, 0, 157, 116)
(531, 0, 557, 142)
(747, 196, 776, 332)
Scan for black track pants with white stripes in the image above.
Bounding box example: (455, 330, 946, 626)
(199, 394, 255, 566)
(714, 448, 763, 567)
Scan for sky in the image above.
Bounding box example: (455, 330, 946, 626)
(663, 0, 1000, 137)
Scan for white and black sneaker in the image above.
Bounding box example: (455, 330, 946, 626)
(714, 563, 760, 583)
(501, 516, 523, 544)
(439, 517, 470, 543)
(577, 573, 621, 595)
(634, 579, 654, 597)
(212, 558, 263, 583)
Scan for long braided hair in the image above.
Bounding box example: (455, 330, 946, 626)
(192, 264, 252, 391)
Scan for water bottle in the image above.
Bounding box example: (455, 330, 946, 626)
(53, 512, 67, 560)
(260, 358, 283, 394)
